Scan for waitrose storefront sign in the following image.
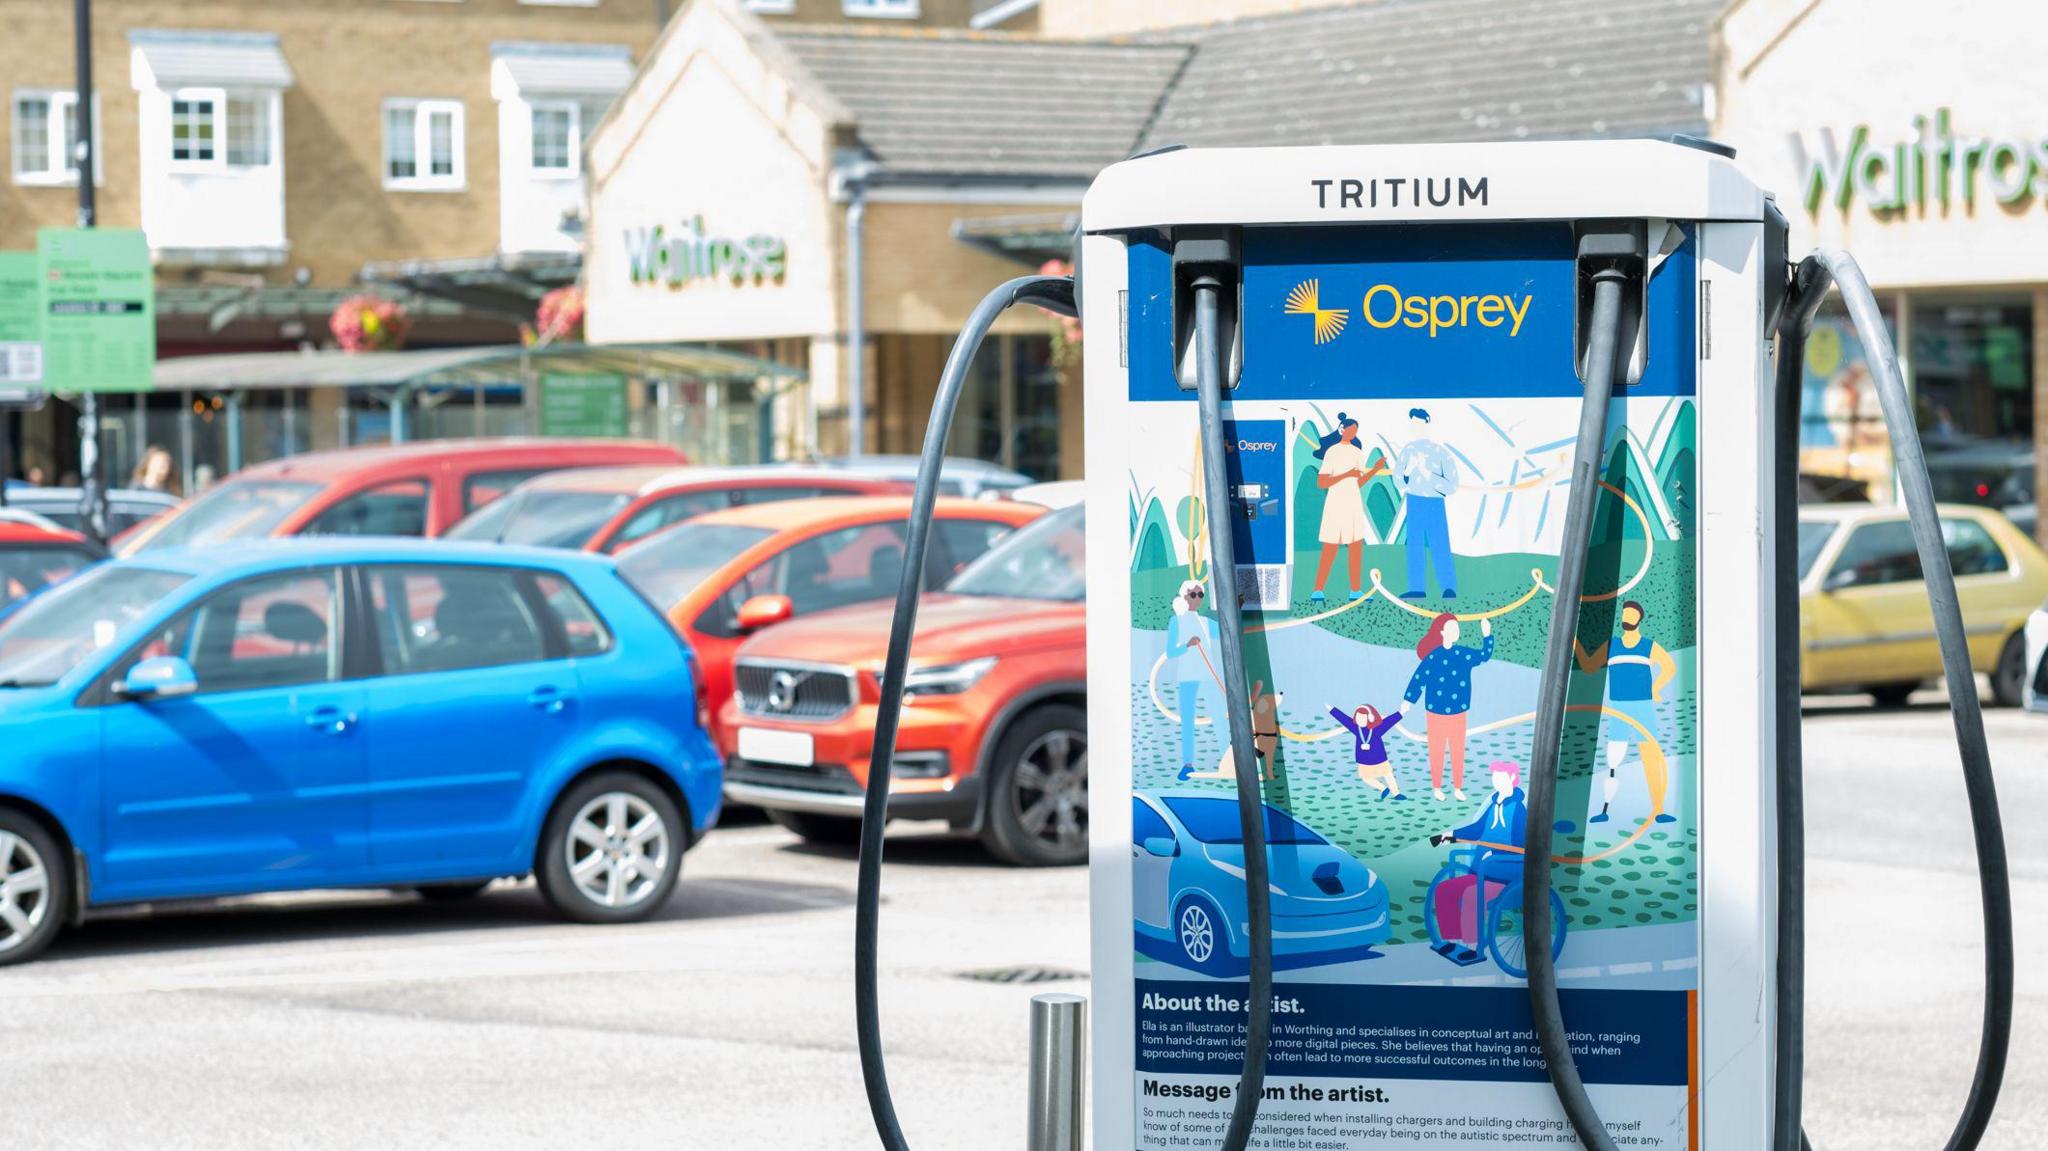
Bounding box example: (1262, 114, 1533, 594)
(625, 218, 787, 289)
(1800, 108, 2048, 217)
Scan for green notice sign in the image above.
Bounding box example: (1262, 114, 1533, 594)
(0, 251, 44, 387)
(37, 228, 155, 393)
(539, 373, 629, 437)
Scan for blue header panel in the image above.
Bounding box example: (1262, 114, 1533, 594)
(1127, 222, 1696, 401)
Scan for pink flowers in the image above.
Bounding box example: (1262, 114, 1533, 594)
(330, 294, 412, 352)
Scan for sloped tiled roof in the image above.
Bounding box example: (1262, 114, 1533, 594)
(128, 29, 296, 89)
(776, 30, 1190, 178)
(1139, 0, 1720, 150)
(758, 0, 1719, 180)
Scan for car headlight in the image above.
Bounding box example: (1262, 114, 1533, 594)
(902, 656, 998, 698)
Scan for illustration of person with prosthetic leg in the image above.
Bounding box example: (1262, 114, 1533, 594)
(1572, 599, 1678, 824)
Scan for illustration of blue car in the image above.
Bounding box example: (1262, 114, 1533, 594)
(1132, 790, 1391, 974)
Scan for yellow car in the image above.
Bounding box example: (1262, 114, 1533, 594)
(1799, 503, 2048, 707)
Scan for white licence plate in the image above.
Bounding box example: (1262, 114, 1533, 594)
(738, 727, 816, 767)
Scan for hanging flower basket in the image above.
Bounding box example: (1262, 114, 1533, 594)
(528, 285, 586, 347)
(330, 294, 412, 353)
(1039, 259, 1082, 371)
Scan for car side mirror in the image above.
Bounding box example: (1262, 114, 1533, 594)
(118, 655, 198, 701)
(1821, 567, 1857, 593)
(736, 594, 795, 632)
(1141, 836, 1178, 858)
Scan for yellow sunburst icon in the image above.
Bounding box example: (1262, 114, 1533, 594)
(1284, 279, 1349, 345)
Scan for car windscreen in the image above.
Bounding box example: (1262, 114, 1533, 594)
(614, 522, 775, 607)
(947, 504, 1083, 601)
(445, 489, 633, 549)
(0, 546, 98, 610)
(1159, 796, 1326, 846)
(1797, 520, 1837, 579)
(128, 480, 321, 553)
(0, 565, 190, 687)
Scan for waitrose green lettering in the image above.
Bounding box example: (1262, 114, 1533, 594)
(626, 218, 788, 288)
(1800, 108, 2048, 217)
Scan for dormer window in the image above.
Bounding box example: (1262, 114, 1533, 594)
(489, 42, 632, 254)
(129, 29, 292, 264)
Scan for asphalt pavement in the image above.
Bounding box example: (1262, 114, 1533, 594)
(1, 695, 2041, 1150)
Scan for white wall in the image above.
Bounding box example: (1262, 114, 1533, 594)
(495, 91, 585, 255)
(1716, 0, 2048, 290)
(132, 86, 286, 259)
(585, 0, 841, 344)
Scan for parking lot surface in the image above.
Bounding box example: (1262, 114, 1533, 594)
(1, 697, 2041, 1150)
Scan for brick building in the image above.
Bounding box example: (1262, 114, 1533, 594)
(0, 0, 1015, 488)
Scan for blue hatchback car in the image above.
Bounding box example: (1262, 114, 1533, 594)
(0, 539, 722, 964)
(1133, 790, 1391, 975)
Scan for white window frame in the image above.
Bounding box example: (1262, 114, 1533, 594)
(11, 89, 102, 187)
(220, 90, 280, 170)
(843, 0, 919, 17)
(527, 98, 580, 180)
(383, 98, 466, 193)
(744, 0, 797, 13)
(168, 86, 226, 171)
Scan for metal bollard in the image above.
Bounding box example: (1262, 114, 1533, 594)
(1028, 992, 1087, 1151)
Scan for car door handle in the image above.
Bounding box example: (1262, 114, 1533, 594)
(306, 706, 357, 736)
(528, 686, 573, 715)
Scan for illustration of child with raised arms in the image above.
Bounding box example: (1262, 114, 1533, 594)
(1330, 702, 1407, 800)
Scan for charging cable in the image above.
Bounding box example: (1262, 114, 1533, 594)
(1189, 273, 1276, 1150)
(1521, 247, 2013, 1151)
(1769, 251, 2013, 1151)
(855, 273, 1076, 1151)
(852, 268, 1273, 1151)
(1520, 262, 1636, 1151)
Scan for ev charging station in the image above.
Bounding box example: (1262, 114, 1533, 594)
(852, 139, 2011, 1151)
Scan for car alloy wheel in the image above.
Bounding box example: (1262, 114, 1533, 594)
(1013, 728, 1089, 857)
(1179, 902, 1217, 965)
(0, 829, 52, 956)
(564, 792, 671, 910)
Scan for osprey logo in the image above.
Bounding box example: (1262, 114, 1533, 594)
(765, 670, 803, 713)
(1285, 279, 1534, 345)
(1284, 279, 1348, 345)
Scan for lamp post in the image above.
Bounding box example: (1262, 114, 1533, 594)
(74, 0, 110, 543)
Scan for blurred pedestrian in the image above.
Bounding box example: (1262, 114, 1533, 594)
(130, 444, 179, 495)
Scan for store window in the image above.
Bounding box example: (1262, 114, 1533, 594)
(1797, 299, 1897, 503)
(383, 99, 464, 191)
(1911, 297, 2035, 524)
(944, 333, 1063, 481)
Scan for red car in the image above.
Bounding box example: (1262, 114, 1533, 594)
(717, 503, 1086, 864)
(0, 518, 104, 610)
(117, 438, 685, 556)
(444, 465, 906, 554)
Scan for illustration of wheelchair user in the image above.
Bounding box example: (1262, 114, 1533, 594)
(1424, 760, 1567, 977)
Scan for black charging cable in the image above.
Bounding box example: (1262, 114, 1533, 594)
(1522, 246, 2013, 1151)
(1190, 273, 1276, 1150)
(1520, 263, 1636, 1151)
(854, 273, 1077, 1151)
(1770, 251, 2013, 1151)
(852, 269, 1273, 1151)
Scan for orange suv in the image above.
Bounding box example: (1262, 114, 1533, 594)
(721, 503, 1087, 865)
